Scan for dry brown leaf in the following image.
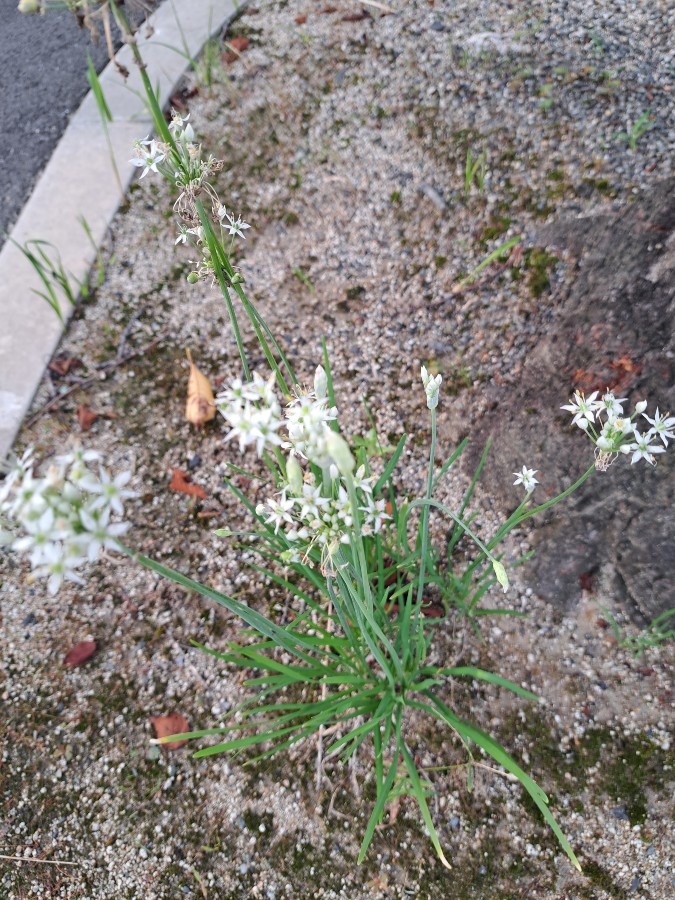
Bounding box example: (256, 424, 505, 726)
(225, 35, 250, 63)
(48, 355, 83, 377)
(294, 15, 307, 24)
(150, 713, 190, 750)
(169, 468, 208, 500)
(64, 640, 97, 667)
(185, 349, 215, 428)
(77, 405, 98, 432)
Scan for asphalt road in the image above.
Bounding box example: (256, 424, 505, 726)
(0, 2, 124, 246)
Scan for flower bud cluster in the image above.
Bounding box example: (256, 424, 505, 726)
(561, 390, 674, 468)
(130, 113, 222, 200)
(258, 463, 389, 565)
(1, 447, 135, 595)
(216, 367, 338, 466)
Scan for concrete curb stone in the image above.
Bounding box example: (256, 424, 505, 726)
(0, 0, 243, 460)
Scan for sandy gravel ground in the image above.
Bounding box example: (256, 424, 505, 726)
(1, 1, 673, 897)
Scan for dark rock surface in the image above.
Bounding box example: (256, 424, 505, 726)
(466, 179, 675, 621)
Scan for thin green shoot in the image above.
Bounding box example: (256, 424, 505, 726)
(13, 238, 84, 321)
(614, 109, 654, 151)
(464, 147, 487, 195)
(78, 216, 107, 289)
(292, 266, 314, 293)
(457, 235, 521, 287)
(160, 2, 222, 88)
(600, 606, 675, 656)
(86, 52, 124, 199)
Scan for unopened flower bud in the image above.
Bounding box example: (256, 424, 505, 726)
(325, 430, 355, 476)
(18, 0, 41, 13)
(314, 365, 328, 400)
(492, 559, 509, 593)
(635, 400, 647, 415)
(420, 365, 442, 410)
(286, 455, 303, 496)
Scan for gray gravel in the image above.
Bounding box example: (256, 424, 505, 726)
(1, 1, 674, 897)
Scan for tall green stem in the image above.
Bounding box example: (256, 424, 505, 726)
(416, 407, 436, 604)
(109, 1, 177, 152)
(487, 463, 595, 550)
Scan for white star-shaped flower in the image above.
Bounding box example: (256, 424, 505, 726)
(642, 407, 675, 447)
(513, 466, 538, 493)
(561, 390, 599, 429)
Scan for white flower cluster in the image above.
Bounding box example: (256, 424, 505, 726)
(216, 367, 338, 465)
(129, 113, 213, 189)
(284, 369, 339, 467)
(216, 366, 391, 561)
(130, 115, 249, 271)
(217, 372, 284, 457)
(561, 390, 674, 468)
(0, 447, 135, 595)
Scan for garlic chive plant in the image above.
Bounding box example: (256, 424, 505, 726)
(11, 0, 675, 875)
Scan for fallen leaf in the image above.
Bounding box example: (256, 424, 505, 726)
(77, 405, 98, 432)
(169, 468, 207, 500)
(185, 349, 215, 428)
(387, 795, 401, 824)
(295, 15, 307, 24)
(225, 36, 250, 63)
(150, 713, 190, 750)
(230, 35, 250, 52)
(421, 600, 446, 618)
(579, 571, 595, 592)
(64, 640, 97, 667)
(169, 85, 200, 113)
(169, 91, 188, 112)
(342, 10, 370, 21)
(48, 356, 83, 377)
